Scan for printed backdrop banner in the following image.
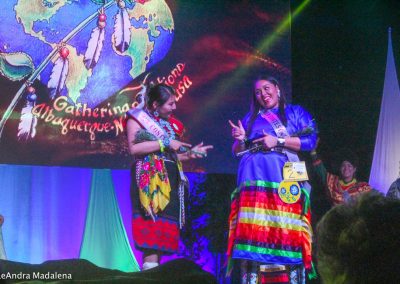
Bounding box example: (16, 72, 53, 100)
(0, 0, 291, 173)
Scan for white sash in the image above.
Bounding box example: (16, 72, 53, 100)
(260, 110, 299, 161)
(127, 108, 168, 140)
(260, 110, 311, 193)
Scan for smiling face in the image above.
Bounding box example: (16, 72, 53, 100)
(340, 160, 357, 182)
(153, 95, 176, 119)
(254, 79, 280, 110)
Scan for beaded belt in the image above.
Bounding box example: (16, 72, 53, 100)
(236, 145, 284, 157)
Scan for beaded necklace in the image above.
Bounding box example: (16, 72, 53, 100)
(158, 117, 176, 140)
(145, 109, 176, 139)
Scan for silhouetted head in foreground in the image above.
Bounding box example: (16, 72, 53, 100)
(317, 191, 400, 284)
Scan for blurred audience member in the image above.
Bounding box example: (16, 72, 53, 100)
(387, 177, 400, 199)
(317, 191, 400, 283)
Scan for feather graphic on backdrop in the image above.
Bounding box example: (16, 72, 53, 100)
(17, 89, 37, 140)
(116, 73, 151, 108)
(113, 1, 131, 53)
(48, 48, 69, 99)
(136, 73, 151, 109)
(84, 9, 107, 69)
(84, 27, 105, 69)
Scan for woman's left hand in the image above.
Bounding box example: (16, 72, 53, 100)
(252, 131, 278, 150)
(187, 142, 213, 159)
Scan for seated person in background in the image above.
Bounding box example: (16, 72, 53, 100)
(387, 177, 400, 199)
(310, 143, 371, 205)
(316, 191, 400, 284)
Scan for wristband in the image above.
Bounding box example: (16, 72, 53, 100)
(158, 140, 165, 153)
(310, 150, 319, 162)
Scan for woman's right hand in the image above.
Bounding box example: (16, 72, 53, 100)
(169, 140, 192, 152)
(229, 120, 246, 141)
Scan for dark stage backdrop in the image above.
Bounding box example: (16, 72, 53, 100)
(0, 0, 291, 173)
(291, 0, 400, 182)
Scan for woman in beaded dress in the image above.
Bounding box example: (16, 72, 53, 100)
(126, 83, 212, 270)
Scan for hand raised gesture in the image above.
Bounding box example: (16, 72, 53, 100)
(229, 120, 246, 141)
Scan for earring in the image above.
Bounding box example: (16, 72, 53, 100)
(153, 110, 159, 117)
(277, 89, 281, 98)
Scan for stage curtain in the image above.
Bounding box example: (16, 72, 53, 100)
(369, 29, 400, 194)
(79, 169, 139, 272)
(0, 164, 139, 272)
(0, 164, 92, 263)
(0, 164, 226, 275)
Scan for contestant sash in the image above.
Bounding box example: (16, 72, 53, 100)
(260, 110, 311, 194)
(260, 110, 313, 271)
(127, 109, 168, 141)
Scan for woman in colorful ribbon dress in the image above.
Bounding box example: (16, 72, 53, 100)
(228, 76, 317, 284)
(310, 146, 371, 206)
(126, 83, 212, 270)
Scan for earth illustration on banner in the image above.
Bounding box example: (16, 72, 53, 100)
(0, 0, 174, 108)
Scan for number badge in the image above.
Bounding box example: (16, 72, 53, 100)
(283, 162, 309, 181)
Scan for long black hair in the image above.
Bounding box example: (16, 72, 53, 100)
(334, 148, 360, 177)
(146, 83, 175, 109)
(246, 76, 287, 137)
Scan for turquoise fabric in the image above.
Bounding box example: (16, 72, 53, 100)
(79, 169, 140, 272)
(0, 164, 139, 272)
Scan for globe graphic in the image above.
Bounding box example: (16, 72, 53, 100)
(0, 0, 174, 107)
